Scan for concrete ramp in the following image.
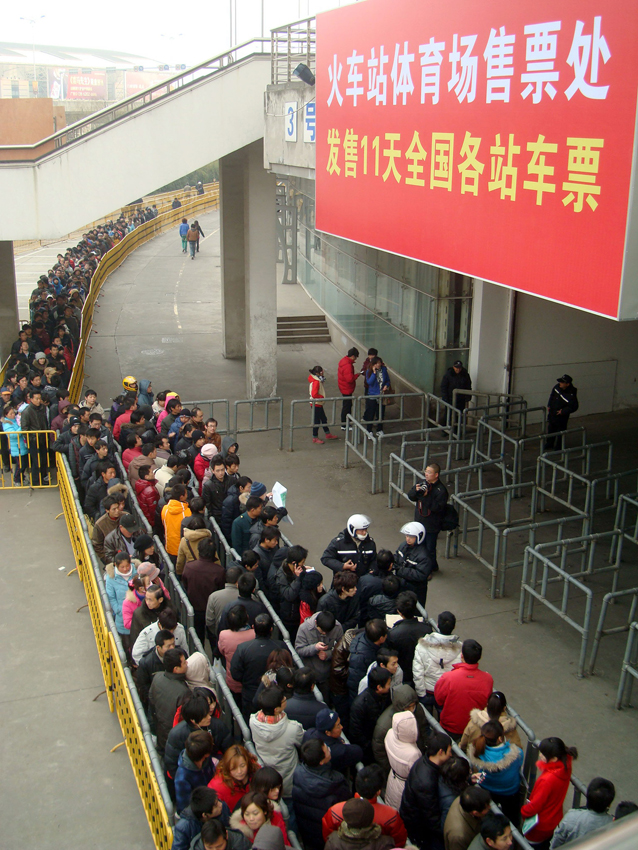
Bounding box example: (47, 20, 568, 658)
(0, 50, 270, 240)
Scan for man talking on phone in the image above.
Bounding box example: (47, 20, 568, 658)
(407, 463, 448, 574)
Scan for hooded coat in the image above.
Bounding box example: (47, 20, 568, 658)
(460, 708, 523, 752)
(520, 757, 574, 843)
(105, 561, 135, 633)
(137, 379, 154, 407)
(324, 822, 395, 850)
(384, 710, 421, 810)
(161, 499, 192, 556)
(249, 712, 304, 796)
(292, 763, 351, 850)
(371, 685, 428, 772)
(176, 527, 213, 575)
(467, 740, 523, 796)
(412, 632, 463, 697)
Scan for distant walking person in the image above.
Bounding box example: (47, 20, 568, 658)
(337, 347, 360, 430)
(187, 223, 199, 259)
(440, 361, 472, 413)
(193, 220, 206, 252)
(546, 374, 578, 450)
(179, 218, 189, 253)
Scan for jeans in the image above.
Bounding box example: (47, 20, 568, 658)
(188, 240, 196, 258)
(363, 397, 380, 433)
(181, 237, 187, 252)
(313, 405, 330, 437)
(424, 530, 440, 571)
(340, 393, 353, 424)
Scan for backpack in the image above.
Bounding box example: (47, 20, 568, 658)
(440, 503, 460, 531)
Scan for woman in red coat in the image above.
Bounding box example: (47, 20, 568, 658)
(521, 737, 578, 849)
(208, 744, 260, 812)
(135, 465, 160, 525)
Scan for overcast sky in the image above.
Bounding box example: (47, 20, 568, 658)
(3, 0, 354, 64)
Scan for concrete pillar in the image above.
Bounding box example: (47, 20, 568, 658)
(244, 140, 277, 399)
(0, 241, 20, 365)
(220, 148, 247, 359)
(468, 279, 515, 395)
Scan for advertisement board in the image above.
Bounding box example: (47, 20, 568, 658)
(316, 0, 638, 319)
(67, 70, 107, 100)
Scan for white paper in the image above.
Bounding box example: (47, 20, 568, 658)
(272, 481, 293, 524)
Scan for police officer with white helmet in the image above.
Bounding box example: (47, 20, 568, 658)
(394, 521, 434, 606)
(321, 513, 378, 580)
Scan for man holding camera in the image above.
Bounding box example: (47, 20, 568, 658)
(407, 463, 448, 574)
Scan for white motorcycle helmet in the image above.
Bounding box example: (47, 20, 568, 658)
(347, 514, 372, 540)
(400, 521, 426, 545)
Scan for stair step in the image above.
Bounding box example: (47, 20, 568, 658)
(277, 315, 327, 324)
(277, 335, 332, 344)
(278, 329, 331, 337)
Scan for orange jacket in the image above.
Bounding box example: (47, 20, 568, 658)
(161, 499, 191, 555)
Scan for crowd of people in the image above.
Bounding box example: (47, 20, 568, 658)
(42, 373, 634, 850)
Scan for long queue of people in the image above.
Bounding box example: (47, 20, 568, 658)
(48, 376, 636, 850)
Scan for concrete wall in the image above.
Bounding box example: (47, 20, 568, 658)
(264, 81, 315, 177)
(468, 279, 513, 397)
(0, 98, 65, 153)
(0, 57, 271, 240)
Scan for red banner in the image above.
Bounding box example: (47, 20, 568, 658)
(67, 70, 107, 100)
(316, 0, 638, 319)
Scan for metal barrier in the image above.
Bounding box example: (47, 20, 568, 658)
(424, 394, 460, 434)
(616, 621, 638, 709)
(181, 399, 231, 435)
(459, 396, 530, 443)
(0, 429, 57, 488)
(519, 542, 595, 678)
(289, 396, 344, 451)
(344, 414, 379, 493)
(152, 535, 196, 635)
(588, 587, 638, 675)
(233, 398, 284, 450)
(271, 17, 315, 85)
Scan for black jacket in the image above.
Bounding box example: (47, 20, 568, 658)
(217, 595, 265, 633)
(275, 565, 303, 627)
(164, 718, 234, 779)
(202, 475, 228, 520)
(148, 671, 190, 753)
(84, 477, 109, 519)
(347, 632, 382, 700)
(229, 636, 286, 707)
(220, 485, 241, 540)
(135, 646, 163, 708)
(400, 756, 444, 850)
(292, 763, 351, 850)
(20, 402, 49, 432)
(394, 541, 434, 604)
(129, 597, 173, 648)
(547, 383, 579, 419)
(317, 588, 360, 632)
(348, 688, 391, 764)
(285, 692, 324, 730)
(407, 480, 449, 533)
(321, 529, 378, 578)
(440, 367, 472, 408)
(303, 728, 364, 773)
(357, 572, 386, 626)
(387, 619, 432, 687)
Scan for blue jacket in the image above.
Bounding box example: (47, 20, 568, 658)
(174, 750, 216, 812)
(468, 741, 523, 795)
(105, 566, 134, 634)
(303, 727, 363, 773)
(2, 418, 28, 456)
(365, 365, 390, 397)
(347, 631, 382, 700)
(171, 804, 230, 850)
(179, 222, 189, 237)
(292, 763, 350, 850)
(137, 379, 154, 407)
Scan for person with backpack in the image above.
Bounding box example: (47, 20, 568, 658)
(187, 222, 199, 259)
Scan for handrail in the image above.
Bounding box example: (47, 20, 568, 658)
(0, 39, 271, 158)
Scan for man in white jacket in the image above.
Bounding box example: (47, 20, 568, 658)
(249, 685, 304, 801)
(412, 610, 462, 711)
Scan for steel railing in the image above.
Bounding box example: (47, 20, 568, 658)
(588, 587, 638, 675)
(180, 399, 230, 435)
(0, 429, 57, 488)
(233, 398, 284, 451)
(271, 17, 316, 85)
(616, 621, 638, 709)
(344, 413, 379, 492)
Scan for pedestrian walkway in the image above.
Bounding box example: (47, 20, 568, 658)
(82, 212, 638, 804)
(0, 489, 152, 848)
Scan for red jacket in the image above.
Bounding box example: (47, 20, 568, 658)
(308, 373, 326, 404)
(194, 452, 209, 492)
(113, 410, 132, 440)
(521, 758, 573, 842)
(122, 447, 142, 470)
(322, 794, 407, 847)
(433, 662, 493, 734)
(337, 356, 358, 395)
(135, 477, 160, 525)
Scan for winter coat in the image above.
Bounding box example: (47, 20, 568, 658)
(206, 584, 240, 634)
(105, 562, 134, 633)
(135, 476, 159, 525)
(434, 663, 494, 736)
(407, 480, 449, 533)
(176, 527, 212, 575)
(135, 646, 164, 707)
(20, 401, 49, 432)
(394, 541, 434, 604)
(547, 383, 579, 419)
(321, 529, 378, 578)
(337, 355, 359, 396)
(122, 446, 142, 470)
(357, 662, 403, 696)
(387, 619, 432, 687)
(443, 796, 481, 850)
(230, 636, 286, 708)
(137, 379, 154, 408)
(218, 596, 265, 634)
(460, 708, 522, 752)
(467, 741, 523, 796)
(129, 598, 175, 652)
(285, 692, 324, 730)
(308, 372, 326, 405)
(171, 803, 230, 850)
(303, 727, 363, 774)
(189, 828, 252, 850)
(207, 774, 252, 814)
(249, 712, 304, 795)
(550, 807, 613, 849)
(182, 558, 226, 613)
(84, 477, 110, 519)
(148, 671, 190, 753)
(202, 473, 228, 517)
(323, 795, 407, 847)
(162, 499, 192, 556)
(275, 565, 303, 628)
(91, 513, 120, 563)
(221, 485, 242, 539)
(2, 418, 27, 456)
(165, 718, 234, 780)
(317, 588, 360, 632)
(440, 367, 472, 408)
(413, 633, 463, 697)
(357, 573, 386, 626)
(175, 750, 216, 812)
(365, 365, 390, 397)
(292, 763, 351, 850)
(295, 612, 343, 683)
(122, 587, 144, 629)
(372, 685, 428, 773)
(218, 627, 256, 691)
(520, 757, 574, 843)
(325, 822, 395, 850)
(104, 526, 137, 565)
(229, 808, 289, 846)
(384, 710, 421, 810)
(347, 631, 383, 700)
(231, 510, 255, 555)
(349, 688, 391, 763)
(131, 619, 188, 665)
(329, 627, 360, 695)
(400, 756, 445, 850)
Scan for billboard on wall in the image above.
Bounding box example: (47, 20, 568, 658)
(66, 70, 107, 99)
(315, 0, 638, 319)
(124, 71, 168, 96)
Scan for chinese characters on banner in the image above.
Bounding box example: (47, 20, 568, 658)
(67, 70, 107, 99)
(316, 0, 638, 319)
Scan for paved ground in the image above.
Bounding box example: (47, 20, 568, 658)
(0, 488, 153, 849)
(85, 215, 638, 805)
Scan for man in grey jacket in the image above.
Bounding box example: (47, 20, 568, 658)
(148, 648, 189, 753)
(550, 777, 615, 848)
(295, 611, 343, 702)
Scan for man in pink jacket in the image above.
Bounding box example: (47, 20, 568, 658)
(337, 347, 360, 430)
(433, 639, 493, 739)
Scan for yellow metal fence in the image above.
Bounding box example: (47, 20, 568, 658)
(0, 430, 57, 489)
